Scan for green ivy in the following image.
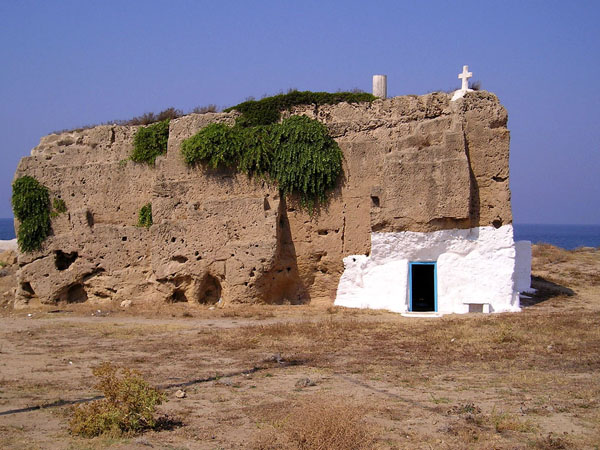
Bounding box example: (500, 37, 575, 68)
(12, 176, 51, 252)
(270, 116, 342, 205)
(224, 90, 376, 127)
(137, 203, 152, 228)
(181, 116, 342, 208)
(131, 119, 170, 165)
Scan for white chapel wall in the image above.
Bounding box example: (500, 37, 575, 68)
(335, 224, 522, 314)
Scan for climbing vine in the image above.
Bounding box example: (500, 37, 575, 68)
(131, 119, 170, 165)
(11, 176, 51, 252)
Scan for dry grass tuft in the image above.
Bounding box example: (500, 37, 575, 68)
(489, 410, 536, 434)
(250, 396, 378, 450)
(532, 433, 572, 449)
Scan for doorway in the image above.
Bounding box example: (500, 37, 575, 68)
(409, 262, 437, 312)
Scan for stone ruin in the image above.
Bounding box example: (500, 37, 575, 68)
(12, 87, 530, 314)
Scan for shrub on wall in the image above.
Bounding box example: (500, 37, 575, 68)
(137, 203, 152, 228)
(181, 123, 243, 168)
(131, 119, 170, 165)
(11, 176, 51, 252)
(181, 116, 343, 207)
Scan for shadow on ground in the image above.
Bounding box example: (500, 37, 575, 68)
(520, 276, 575, 307)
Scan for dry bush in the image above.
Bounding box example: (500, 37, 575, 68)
(489, 410, 535, 433)
(192, 104, 218, 114)
(251, 396, 377, 450)
(69, 362, 166, 437)
(532, 244, 573, 265)
(532, 433, 572, 449)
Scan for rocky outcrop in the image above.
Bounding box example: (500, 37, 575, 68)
(12, 91, 511, 308)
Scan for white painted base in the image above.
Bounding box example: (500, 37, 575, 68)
(334, 225, 524, 315)
(451, 88, 473, 101)
(514, 240, 532, 292)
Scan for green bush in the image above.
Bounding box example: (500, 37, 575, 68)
(137, 203, 153, 228)
(131, 119, 170, 165)
(11, 176, 51, 252)
(69, 363, 166, 438)
(181, 123, 243, 168)
(224, 90, 376, 127)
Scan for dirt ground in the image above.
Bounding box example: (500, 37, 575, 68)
(0, 244, 599, 449)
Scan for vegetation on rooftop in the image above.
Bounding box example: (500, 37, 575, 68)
(224, 90, 376, 127)
(11, 176, 51, 252)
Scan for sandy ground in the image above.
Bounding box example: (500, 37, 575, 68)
(0, 244, 598, 449)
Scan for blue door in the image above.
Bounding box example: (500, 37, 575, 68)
(409, 262, 437, 312)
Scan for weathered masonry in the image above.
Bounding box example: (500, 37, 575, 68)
(13, 90, 530, 313)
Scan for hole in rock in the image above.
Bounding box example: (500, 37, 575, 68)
(21, 282, 35, 296)
(371, 195, 380, 207)
(318, 230, 328, 236)
(171, 289, 188, 303)
(122, 236, 127, 241)
(54, 250, 78, 271)
(171, 255, 188, 263)
(264, 198, 271, 211)
(198, 275, 221, 305)
(86, 211, 94, 227)
(67, 284, 88, 303)
(492, 219, 503, 229)
(171, 237, 176, 243)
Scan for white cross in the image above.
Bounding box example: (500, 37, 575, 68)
(458, 65, 472, 91)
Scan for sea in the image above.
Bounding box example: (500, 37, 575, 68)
(0, 218, 598, 250)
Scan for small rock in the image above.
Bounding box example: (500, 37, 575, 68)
(0, 269, 10, 277)
(216, 378, 233, 387)
(267, 353, 284, 364)
(120, 299, 132, 308)
(174, 389, 186, 398)
(295, 377, 317, 388)
(208, 306, 215, 310)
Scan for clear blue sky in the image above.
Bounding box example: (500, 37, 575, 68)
(1, 0, 599, 224)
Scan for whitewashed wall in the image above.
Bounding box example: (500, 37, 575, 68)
(514, 240, 532, 292)
(335, 225, 523, 314)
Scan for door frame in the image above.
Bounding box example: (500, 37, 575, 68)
(408, 261, 438, 312)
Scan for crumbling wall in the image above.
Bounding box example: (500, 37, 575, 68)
(13, 91, 511, 308)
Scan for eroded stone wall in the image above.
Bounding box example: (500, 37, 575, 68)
(13, 91, 511, 308)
